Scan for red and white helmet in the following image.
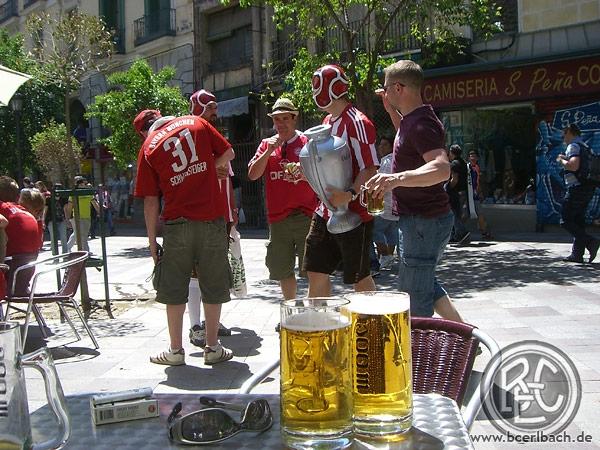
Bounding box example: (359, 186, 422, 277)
(312, 64, 349, 109)
(189, 89, 217, 116)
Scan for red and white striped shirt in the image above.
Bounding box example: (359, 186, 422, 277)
(317, 103, 379, 222)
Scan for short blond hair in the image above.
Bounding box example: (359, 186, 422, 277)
(19, 188, 46, 219)
(384, 60, 424, 89)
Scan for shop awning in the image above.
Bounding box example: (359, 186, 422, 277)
(218, 96, 248, 117)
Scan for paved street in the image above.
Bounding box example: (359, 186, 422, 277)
(20, 226, 600, 449)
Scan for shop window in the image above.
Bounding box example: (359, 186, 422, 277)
(441, 106, 536, 205)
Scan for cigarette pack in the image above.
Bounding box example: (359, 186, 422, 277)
(90, 397, 159, 425)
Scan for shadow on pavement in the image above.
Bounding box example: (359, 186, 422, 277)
(161, 361, 252, 390)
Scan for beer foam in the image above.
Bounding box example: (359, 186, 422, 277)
(346, 292, 410, 315)
(283, 310, 350, 332)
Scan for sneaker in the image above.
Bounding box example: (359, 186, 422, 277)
(200, 320, 232, 336)
(588, 239, 600, 263)
(150, 348, 185, 366)
(189, 325, 206, 347)
(204, 343, 233, 365)
(379, 255, 394, 270)
(562, 255, 584, 263)
(275, 323, 281, 333)
(371, 269, 380, 278)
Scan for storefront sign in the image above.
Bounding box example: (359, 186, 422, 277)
(552, 101, 600, 133)
(424, 57, 600, 108)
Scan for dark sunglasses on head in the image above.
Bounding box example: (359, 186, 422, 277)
(167, 398, 273, 445)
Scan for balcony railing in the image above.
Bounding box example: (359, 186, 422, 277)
(134, 8, 176, 46)
(383, 14, 419, 54)
(325, 19, 369, 54)
(269, 36, 303, 79)
(0, 0, 18, 23)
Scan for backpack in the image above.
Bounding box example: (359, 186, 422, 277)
(576, 141, 600, 187)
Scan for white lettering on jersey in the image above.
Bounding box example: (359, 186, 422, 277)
(270, 171, 285, 181)
(170, 161, 208, 186)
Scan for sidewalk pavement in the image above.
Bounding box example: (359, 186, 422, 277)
(21, 228, 600, 449)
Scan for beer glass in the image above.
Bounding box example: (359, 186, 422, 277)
(345, 292, 412, 437)
(359, 186, 384, 216)
(280, 298, 353, 450)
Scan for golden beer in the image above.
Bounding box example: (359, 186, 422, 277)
(280, 299, 353, 449)
(346, 292, 412, 437)
(359, 187, 384, 216)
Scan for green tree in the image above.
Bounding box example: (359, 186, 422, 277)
(30, 121, 81, 185)
(0, 30, 63, 179)
(27, 9, 114, 182)
(86, 59, 188, 167)
(235, 0, 501, 115)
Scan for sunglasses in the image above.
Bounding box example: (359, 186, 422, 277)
(382, 81, 406, 92)
(167, 398, 273, 445)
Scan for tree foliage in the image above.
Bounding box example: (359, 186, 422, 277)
(235, 0, 501, 114)
(0, 30, 63, 178)
(86, 59, 189, 167)
(30, 121, 81, 185)
(26, 9, 114, 170)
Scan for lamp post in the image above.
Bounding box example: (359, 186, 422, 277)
(10, 92, 23, 185)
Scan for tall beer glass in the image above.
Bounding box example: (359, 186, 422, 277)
(345, 292, 412, 437)
(280, 298, 353, 450)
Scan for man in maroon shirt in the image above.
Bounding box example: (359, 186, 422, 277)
(366, 60, 456, 318)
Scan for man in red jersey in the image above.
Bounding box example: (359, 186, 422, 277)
(186, 89, 235, 348)
(134, 110, 235, 366)
(248, 97, 318, 300)
(0, 195, 43, 296)
(303, 64, 379, 297)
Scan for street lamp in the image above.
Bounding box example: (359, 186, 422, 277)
(10, 92, 23, 185)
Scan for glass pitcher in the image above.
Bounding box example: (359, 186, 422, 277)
(0, 322, 70, 450)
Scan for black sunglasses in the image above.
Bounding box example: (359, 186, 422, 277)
(167, 398, 273, 445)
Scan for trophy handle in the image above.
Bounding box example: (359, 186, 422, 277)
(308, 138, 337, 212)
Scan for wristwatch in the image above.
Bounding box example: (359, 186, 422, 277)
(346, 188, 358, 201)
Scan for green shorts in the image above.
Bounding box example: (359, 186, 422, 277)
(265, 212, 312, 281)
(154, 217, 231, 305)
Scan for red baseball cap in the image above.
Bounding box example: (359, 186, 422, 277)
(133, 109, 161, 137)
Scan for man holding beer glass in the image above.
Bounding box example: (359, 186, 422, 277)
(248, 98, 318, 300)
(303, 64, 379, 297)
(366, 60, 454, 318)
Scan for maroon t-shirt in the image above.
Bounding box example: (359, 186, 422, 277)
(392, 105, 450, 218)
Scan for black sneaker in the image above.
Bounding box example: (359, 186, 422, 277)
(275, 323, 281, 333)
(189, 325, 206, 347)
(457, 232, 471, 246)
(562, 255, 584, 263)
(200, 320, 232, 336)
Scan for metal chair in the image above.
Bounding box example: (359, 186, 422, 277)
(3, 251, 99, 350)
(239, 317, 500, 431)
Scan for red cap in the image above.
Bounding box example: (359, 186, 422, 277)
(133, 109, 161, 137)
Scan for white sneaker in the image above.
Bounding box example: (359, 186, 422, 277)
(379, 255, 395, 270)
(204, 342, 233, 365)
(150, 348, 185, 366)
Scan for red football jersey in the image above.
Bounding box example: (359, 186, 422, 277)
(249, 133, 318, 224)
(0, 202, 42, 255)
(135, 115, 231, 221)
(317, 104, 379, 222)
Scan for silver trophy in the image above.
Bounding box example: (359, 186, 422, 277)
(300, 124, 362, 234)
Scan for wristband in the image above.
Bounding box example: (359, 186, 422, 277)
(346, 188, 358, 201)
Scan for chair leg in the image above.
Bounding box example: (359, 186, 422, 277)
(68, 299, 99, 349)
(32, 305, 49, 339)
(58, 303, 83, 341)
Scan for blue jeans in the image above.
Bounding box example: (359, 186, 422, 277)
(397, 212, 453, 317)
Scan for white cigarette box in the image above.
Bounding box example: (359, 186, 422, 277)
(91, 397, 159, 425)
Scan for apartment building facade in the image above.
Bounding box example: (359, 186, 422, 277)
(1, 0, 195, 181)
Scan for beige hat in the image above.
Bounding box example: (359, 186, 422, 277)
(267, 97, 299, 117)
